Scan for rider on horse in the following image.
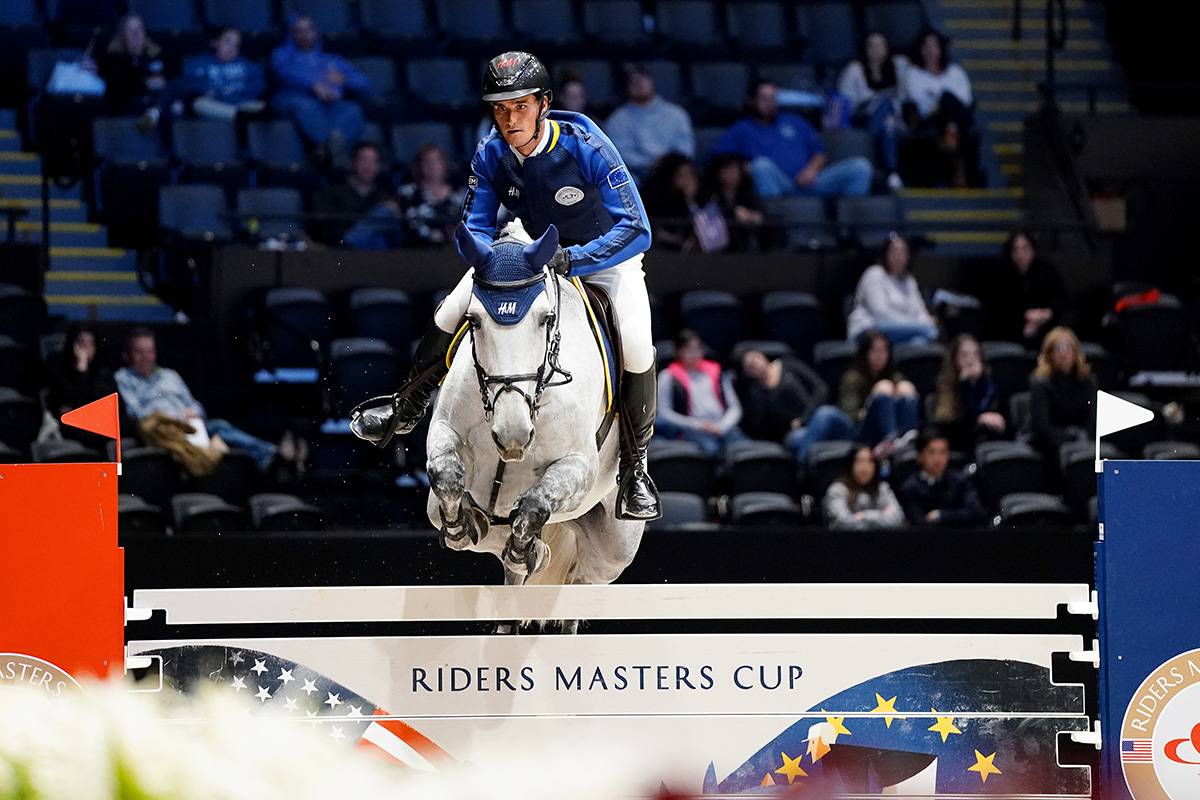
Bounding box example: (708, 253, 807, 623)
(356, 51, 662, 521)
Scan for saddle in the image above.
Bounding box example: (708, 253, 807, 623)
(573, 278, 621, 449)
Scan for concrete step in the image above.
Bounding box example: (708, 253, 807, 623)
(939, 0, 1086, 8)
(0, 110, 17, 128)
(43, 270, 147, 296)
(899, 187, 1022, 213)
(47, 295, 177, 322)
(906, 208, 1023, 223)
(954, 38, 1106, 53)
(0, 197, 88, 223)
(13, 221, 107, 247)
(0, 151, 41, 175)
(0, 174, 81, 200)
(0, 129, 18, 153)
(921, 229, 1011, 257)
(49, 246, 137, 272)
(943, 17, 1095, 32)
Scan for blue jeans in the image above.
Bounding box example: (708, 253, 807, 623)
(864, 101, 899, 174)
(208, 418, 277, 471)
(874, 321, 939, 345)
(344, 204, 405, 250)
(657, 421, 747, 459)
(786, 394, 920, 461)
(272, 91, 365, 146)
(749, 155, 873, 199)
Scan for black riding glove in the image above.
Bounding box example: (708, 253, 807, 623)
(549, 246, 571, 277)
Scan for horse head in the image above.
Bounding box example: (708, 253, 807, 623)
(454, 221, 564, 462)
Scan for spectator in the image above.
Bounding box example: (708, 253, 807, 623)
(46, 325, 122, 450)
(558, 74, 588, 114)
(115, 328, 302, 476)
(98, 15, 168, 120)
(932, 334, 1006, 452)
(847, 233, 938, 343)
(714, 79, 872, 199)
(899, 428, 985, 526)
(701, 153, 763, 252)
(270, 15, 369, 158)
(605, 64, 695, 180)
(739, 349, 827, 444)
(988, 230, 1069, 348)
(396, 144, 466, 246)
(1027, 326, 1097, 456)
(313, 141, 403, 249)
(790, 331, 919, 460)
(900, 28, 980, 187)
(643, 153, 729, 252)
(823, 445, 905, 530)
(838, 32, 907, 191)
(657, 329, 745, 457)
(178, 28, 266, 122)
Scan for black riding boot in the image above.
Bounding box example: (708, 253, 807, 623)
(616, 367, 662, 521)
(352, 324, 456, 447)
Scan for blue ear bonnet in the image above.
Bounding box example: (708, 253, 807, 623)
(455, 225, 559, 325)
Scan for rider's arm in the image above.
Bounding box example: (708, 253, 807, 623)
(463, 143, 500, 242)
(563, 135, 651, 276)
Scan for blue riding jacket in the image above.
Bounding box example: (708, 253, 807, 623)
(465, 111, 651, 276)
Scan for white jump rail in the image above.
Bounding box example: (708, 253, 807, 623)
(130, 582, 1092, 625)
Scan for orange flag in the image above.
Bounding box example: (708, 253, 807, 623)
(61, 393, 122, 461)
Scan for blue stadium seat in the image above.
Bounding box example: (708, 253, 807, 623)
(93, 117, 168, 163)
(0, 0, 36, 26)
(390, 122, 457, 166)
(0, 285, 47, 348)
(172, 118, 246, 192)
(582, 0, 650, 50)
(237, 188, 304, 241)
(731, 492, 805, 526)
(250, 493, 324, 531)
(693, 126, 725, 164)
(864, 1, 927, 53)
(405, 58, 473, 111)
(639, 61, 685, 105)
(118, 493, 169, 536)
(724, 440, 796, 496)
(687, 62, 751, 117)
(756, 63, 817, 91)
(837, 196, 902, 250)
(656, 0, 726, 50)
(654, 491, 708, 527)
(434, 0, 506, 44)
(813, 340, 855, 389)
(247, 120, 320, 195)
(761, 196, 836, 251)
(893, 341, 945, 397)
(129, 0, 201, 31)
(349, 288, 416, 356)
(512, 0, 582, 46)
(726, 1, 791, 52)
(282, 0, 353, 35)
(159, 184, 232, 240)
(804, 440, 857, 506)
(648, 439, 716, 497)
(761, 291, 823, 361)
(264, 287, 331, 369)
(352, 56, 398, 96)
(554, 60, 618, 109)
(329, 337, 399, 417)
(980, 341, 1035, 406)
(203, 0, 273, 32)
(974, 441, 1045, 510)
(679, 290, 747, 358)
(796, 2, 858, 66)
(359, 0, 434, 41)
(172, 492, 247, 534)
(822, 128, 875, 164)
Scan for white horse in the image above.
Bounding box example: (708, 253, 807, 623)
(424, 221, 644, 616)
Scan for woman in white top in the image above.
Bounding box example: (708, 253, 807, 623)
(823, 445, 906, 530)
(847, 232, 938, 344)
(837, 32, 909, 191)
(900, 28, 979, 187)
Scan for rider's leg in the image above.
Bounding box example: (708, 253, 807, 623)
(582, 256, 662, 521)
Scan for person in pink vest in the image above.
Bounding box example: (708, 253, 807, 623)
(656, 329, 746, 457)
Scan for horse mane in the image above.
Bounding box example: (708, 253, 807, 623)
(498, 217, 533, 245)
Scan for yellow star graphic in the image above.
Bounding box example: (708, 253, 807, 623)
(870, 693, 906, 728)
(824, 713, 852, 738)
(775, 751, 808, 784)
(968, 750, 1002, 783)
(927, 709, 962, 743)
(760, 773, 776, 787)
(806, 734, 832, 763)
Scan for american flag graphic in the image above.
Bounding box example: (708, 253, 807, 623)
(1121, 739, 1154, 763)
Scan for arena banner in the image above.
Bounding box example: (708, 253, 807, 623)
(129, 632, 1091, 796)
(1098, 460, 1200, 800)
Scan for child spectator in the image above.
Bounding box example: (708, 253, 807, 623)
(899, 428, 985, 526)
(1028, 326, 1097, 457)
(932, 334, 1006, 452)
(178, 28, 266, 122)
(823, 445, 906, 530)
(396, 144, 466, 246)
(847, 233, 938, 343)
(643, 154, 728, 252)
(988, 230, 1069, 348)
(838, 32, 907, 191)
(657, 329, 745, 457)
(739, 349, 827, 444)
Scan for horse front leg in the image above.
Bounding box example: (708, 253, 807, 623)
(502, 453, 594, 579)
(427, 421, 482, 550)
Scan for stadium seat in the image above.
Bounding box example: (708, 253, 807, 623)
(0, 285, 46, 347)
(360, 0, 434, 42)
(203, 0, 273, 32)
(864, 1, 927, 53)
(655, 491, 709, 527)
(554, 60, 618, 109)
(761, 196, 836, 251)
(263, 287, 332, 369)
(118, 493, 169, 536)
(329, 337, 399, 417)
(693, 126, 726, 164)
(731, 492, 805, 526)
(995, 492, 1073, 528)
(730, 340, 794, 365)
(1144, 441, 1200, 460)
(679, 290, 746, 358)
(649, 439, 716, 498)
(1059, 440, 1122, 515)
(93, 116, 169, 163)
(172, 492, 247, 534)
(349, 288, 416, 356)
(1118, 294, 1189, 373)
(837, 196, 902, 250)
(405, 58, 473, 112)
(31, 440, 102, 463)
(247, 120, 314, 185)
(119, 447, 180, 508)
(236, 188, 304, 241)
(724, 440, 796, 497)
(172, 118, 246, 191)
(727, 1, 792, 53)
(795, 2, 858, 66)
(688, 62, 751, 118)
(822, 128, 874, 164)
(1079, 342, 1116, 389)
(656, 0, 727, 51)
(582, 0, 651, 50)
(981, 341, 1035, 405)
(390, 122, 457, 167)
(1008, 391, 1031, 436)
(434, 0, 506, 44)
(250, 493, 324, 531)
(640, 61, 685, 105)
(0, 0, 36, 26)
(0, 336, 38, 395)
(761, 291, 823, 361)
(351, 55, 400, 99)
(0, 440, 20, 462)
(193, 451, 260, 506)
(159, 184, 232, 241)
(894, 341, 945, 397)
(813, 340, 855, 390)
(282, 0, 352, 36)
(512, 0, 582, 46)
(804, 440, 856, 504)
(0, 388, 41, 454)
(974, 441, 1045, 510)
(756, 63, 818, 92)
(129, 0, 202, 32)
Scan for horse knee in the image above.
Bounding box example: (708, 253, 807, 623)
(428, 452, 465, 504)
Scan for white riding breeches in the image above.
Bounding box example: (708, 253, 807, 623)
(434, 254, 656, 375)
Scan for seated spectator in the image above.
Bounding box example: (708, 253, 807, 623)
(177, 28, 266, 122)
(656, 329, 745, 457)
(605, 64, 695, 181)
(271, 15, 369, 158)
(739, 349, 827, 444)
(396, 144, 466, 247)
(1027, 326, 1097, 457)
(847, 233, 938, 343)
(314, 141, 403, 250)
(837, 32, 908, 191)
(900, 28, 980, 187)
(701, 153, 764, 252)
(558, 74, 589, 114)
(899, 428, 985, 526)
(790, 331, 919, 460)
(932, 334, 1006, 452)
(46, 325, 121, 449)
(988, 230, 1069, 348)
(823, 445, 905, 530)
(98, 14, 169, 121)
(714, 79, 872, 199)
(643, 154, 729, 252)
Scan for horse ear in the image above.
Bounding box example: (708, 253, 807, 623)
(454, 223, 492, 268)
(524, 224, 560, 271)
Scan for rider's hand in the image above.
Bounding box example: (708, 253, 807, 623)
(549, 246, 571, 276)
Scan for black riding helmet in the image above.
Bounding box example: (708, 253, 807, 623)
(482, 51, 552, 114)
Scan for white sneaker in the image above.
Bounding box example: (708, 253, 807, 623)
(887, 172, 905, 192)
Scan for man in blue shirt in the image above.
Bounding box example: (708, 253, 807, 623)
(270, 15, 369, 155)
(354, 52, 661, 520)
(715, 79, 872, 198)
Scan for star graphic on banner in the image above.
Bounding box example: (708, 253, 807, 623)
(229, 650, 244, 666)
(301, 679, 318, 695)
(324, 692, 343, 710)
(347, 705, 364, 718)
(305, 710, 320, 727)
(254, 685, 271, 703)
(870, 693, 905, 728)
(927, 709, 962, 743)
(251, 659, 268, 676)
(329, 726, 345, 741)
(824, 713, 852, 738)
(230, 675, 247, 692)
(278, 668, 295, 685)
(774, 752, 808, 784)
(283, 697, 299, 712)
(806, 735, 832, 763)
(968, 750, 1002, 783)
(760, 773, 776, 787)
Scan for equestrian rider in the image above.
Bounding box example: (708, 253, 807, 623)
(360, 52, 661, 521)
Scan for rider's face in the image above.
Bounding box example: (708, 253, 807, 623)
(492, 95, 544, 150)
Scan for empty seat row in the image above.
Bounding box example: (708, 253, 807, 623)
(119, 491, 322, 535)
